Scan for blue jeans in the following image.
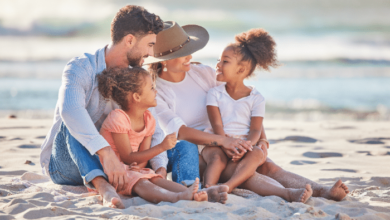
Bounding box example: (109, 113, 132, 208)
(167, 140, 200, 184)
(49, 123, 200, 188)
(48, 123, 107, 188)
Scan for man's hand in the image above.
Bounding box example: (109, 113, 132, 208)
(97, 146, 128, 192)
(155, 167, 167, 179)
(160, 133, 177, 151)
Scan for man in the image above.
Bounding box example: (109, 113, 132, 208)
(40, 5, 201, 209)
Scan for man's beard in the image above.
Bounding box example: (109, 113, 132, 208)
(127, 50, 144, 67)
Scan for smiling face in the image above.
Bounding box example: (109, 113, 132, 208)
(216, 47, 243, 82)
(165, 54, 193, 73)
(126, 33, 157, 67)
(138, 75, 157, 108)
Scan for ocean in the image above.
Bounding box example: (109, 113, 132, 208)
(0, 0, 389, 120)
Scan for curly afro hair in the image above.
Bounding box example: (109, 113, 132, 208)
(97, 67, 151, 111)
(229, 28, 279, 77)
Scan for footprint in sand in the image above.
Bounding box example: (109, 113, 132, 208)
(349, 137, 390, 145)
(35, 136, 46, 139)
(290, 160, 317, 165)
(321, 168, 358, 173)
(356, 151, 390, 156)
(271, 136, 320, 144)
(303, 152, 343, 158)
(18, 144, 40, 149)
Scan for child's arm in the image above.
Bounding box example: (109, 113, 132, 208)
(137, 136, 153, 169)
(206, 106, 226, 136)
(111, 132, 176, 166)
(246, 117, 264, 146)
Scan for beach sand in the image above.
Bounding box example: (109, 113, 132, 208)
(0, 118, 390, 219)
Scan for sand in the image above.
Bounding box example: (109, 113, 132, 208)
(1, 118, 390, 219)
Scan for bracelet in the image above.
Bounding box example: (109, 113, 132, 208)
(259, 139, 269, 149)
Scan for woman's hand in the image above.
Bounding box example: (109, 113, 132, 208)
(221, 137, 252, 158)
(128, 162, 141, 172)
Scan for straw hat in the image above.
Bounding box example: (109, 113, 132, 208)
(143, 21, 209, 65)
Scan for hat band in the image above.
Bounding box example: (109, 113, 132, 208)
(154, 37, 190, 58)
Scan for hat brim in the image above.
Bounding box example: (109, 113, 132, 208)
(143, 24, 209, 65)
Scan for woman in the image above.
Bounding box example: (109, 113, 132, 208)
(145, 21, 349, 201)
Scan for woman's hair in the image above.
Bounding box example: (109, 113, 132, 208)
(229, 28, 279, 77)
(97, 67, 151, 111)
(148, 62, 161, 81)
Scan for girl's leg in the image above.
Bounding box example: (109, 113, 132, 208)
(256, 158, 349, 201)
(221, 146, 265, 193)
(132, 178, 202, 203)
(150, 177, 208, 201)
(201, 146, 228, 187)
(221, 162, 312, 203)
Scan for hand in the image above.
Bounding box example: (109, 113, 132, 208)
(221, 137, 252, 158)
(155, 167, 167, 179)
(97, 146, 128, 192)
(160, 132, 177, 151)
(128, 162, 141, 172)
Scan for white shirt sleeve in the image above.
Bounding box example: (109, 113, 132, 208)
(148, 107, 168, 171)
(58, 62, 109, 155)
(251, 94, 266, 117)
(206, 87, 219, 107)
(155, 95, 187, 137)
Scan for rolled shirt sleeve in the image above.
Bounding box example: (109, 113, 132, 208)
(58, 62, 109, 155)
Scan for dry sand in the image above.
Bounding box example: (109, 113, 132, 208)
(0, 118, 390, 219)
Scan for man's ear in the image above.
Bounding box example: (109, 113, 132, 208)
(124, 34, 137, 48)
(133, 92, 141, 103)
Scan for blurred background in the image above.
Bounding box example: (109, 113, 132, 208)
(1, 0, 389, 120)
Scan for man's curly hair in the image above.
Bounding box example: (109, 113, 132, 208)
(229, 28, 280, 77)
(97, 67, 151, 111)
(111, 5, 164, 44)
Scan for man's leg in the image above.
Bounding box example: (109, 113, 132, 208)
(167, 140, 200, 184)
(48, 123, 124, 208)
(49, 123, 107, 187)
(256, 158, 349, 201)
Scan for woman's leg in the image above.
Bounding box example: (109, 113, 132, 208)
(221, 146, 265, 193)
(256, 158, 349, 201)
(167, 140, 200, 184)
(201, 146, 228, 187)
(132, 178, 202, 203)
(221, 161, 313, 203)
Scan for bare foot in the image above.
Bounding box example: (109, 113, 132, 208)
(92, 177, 125, 209)
(322, 180, 349, 201)
(287, 184, 313, 203)
(194, 191, 208, 202)
(177, 178, 200, 201)
(203, 185, 229, 204)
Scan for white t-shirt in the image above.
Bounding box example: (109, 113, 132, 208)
(157, 72, 211, 132)
(206, 84, 266, 136)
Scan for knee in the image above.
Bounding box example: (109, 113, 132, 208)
(250, 146, 265, 161)
(174, 140, 198, 154)
(210, 151, 228, 164)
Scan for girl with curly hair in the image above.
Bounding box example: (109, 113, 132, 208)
(97, 67, 207, 203)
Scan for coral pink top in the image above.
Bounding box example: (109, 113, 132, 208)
(100, 109, 156, 163)
(99, 109, 161, 196)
